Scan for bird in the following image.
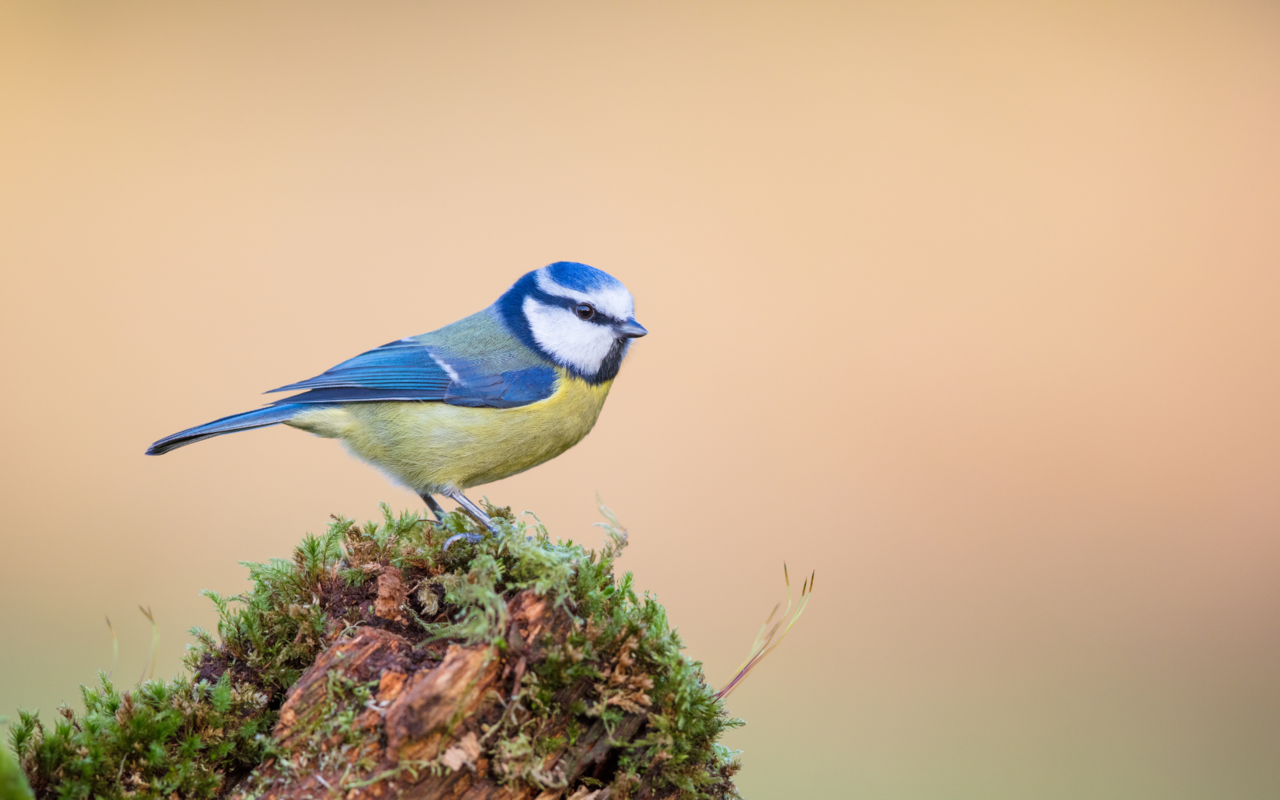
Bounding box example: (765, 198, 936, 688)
(147, 261, 647, 541)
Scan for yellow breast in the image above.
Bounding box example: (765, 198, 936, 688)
(286, 370, 613, 492)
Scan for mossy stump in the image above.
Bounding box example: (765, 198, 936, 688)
(8, 505, 741, 800)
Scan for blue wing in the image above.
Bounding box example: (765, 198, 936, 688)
(265, 337, 558, 409)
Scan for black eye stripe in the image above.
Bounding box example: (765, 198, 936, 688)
(525, 288, 617, 325)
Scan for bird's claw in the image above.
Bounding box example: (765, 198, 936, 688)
(442, 532, 485, 551)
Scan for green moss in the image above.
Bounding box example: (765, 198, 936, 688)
(0, 720, 34, 800)
(490, 513, 742, 796)
(8, 503, 742, 799)
(8, 674, 271, 799)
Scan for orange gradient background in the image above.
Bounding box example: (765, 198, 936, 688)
(2, 2, 1279, 797)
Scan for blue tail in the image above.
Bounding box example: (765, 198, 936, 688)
(146, 404, 313, 455)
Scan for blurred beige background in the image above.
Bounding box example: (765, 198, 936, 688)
(3, 1, 1279, 797)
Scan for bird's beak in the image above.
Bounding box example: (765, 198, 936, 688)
(617, 319, 648, 338)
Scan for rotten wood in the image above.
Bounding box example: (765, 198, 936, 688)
(234, 590, 649, 800)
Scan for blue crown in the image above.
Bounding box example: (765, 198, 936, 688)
(544, 261, 622, 292)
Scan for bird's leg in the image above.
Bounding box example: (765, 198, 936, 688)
(443, 487, 500, 533)
(440, 487, 500, 550)
(419, 493, 448, 525)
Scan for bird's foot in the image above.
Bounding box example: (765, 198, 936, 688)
(442, 532, 485, 551)
(430, 488, 503, 550)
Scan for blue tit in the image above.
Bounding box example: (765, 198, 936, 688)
(147, 261, 647, 538)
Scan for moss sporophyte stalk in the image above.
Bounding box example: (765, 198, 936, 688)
(6, 504, 747, 799)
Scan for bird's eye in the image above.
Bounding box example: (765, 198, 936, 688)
(575, 303, 596, 320)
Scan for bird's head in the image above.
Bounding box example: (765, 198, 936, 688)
(497, 262, 647, 383)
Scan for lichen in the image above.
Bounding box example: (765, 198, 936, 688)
(8, 503, 742, 799)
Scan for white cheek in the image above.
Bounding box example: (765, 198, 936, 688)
(523, 298, 616, 375)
